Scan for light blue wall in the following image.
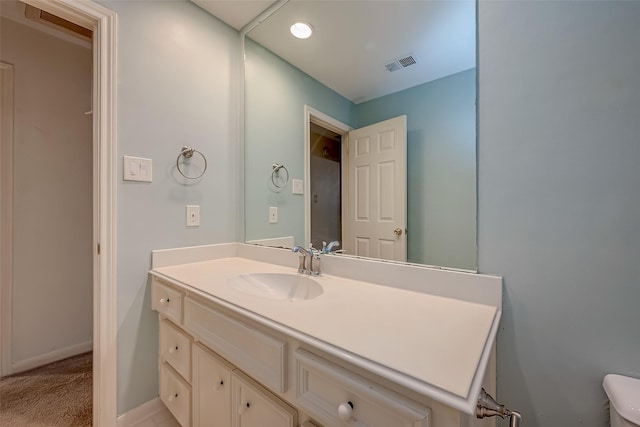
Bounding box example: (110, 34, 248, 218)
(354, 70, 477, 269)
(244, 40, 353, 246)
(96, 0, 240, 413)
(478, 1, 640, 425)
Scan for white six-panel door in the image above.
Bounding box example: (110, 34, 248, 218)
(345, 115, 407, 261)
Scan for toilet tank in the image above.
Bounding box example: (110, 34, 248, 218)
(603, 374, 640, 427)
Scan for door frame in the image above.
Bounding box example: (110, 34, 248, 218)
(303, 106, 351, 248)
(0, 62, 15, 377)
(0, 1, 117, 425)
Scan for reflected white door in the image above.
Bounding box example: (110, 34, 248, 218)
(344, 115, 407, 261)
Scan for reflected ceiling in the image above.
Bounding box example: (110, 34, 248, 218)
(192, 0, 476, 104)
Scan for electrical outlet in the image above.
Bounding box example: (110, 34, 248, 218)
(186, 205, 200, 227)
(269, 207, 278, 224)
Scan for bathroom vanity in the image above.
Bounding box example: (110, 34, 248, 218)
(149, 243, 502, 427)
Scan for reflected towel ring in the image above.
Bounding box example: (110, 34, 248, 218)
(272, 163, 289, 188)
(177, 146, 207, 179)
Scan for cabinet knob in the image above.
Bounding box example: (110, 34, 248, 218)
(160, 298, 170, 304)
(216, 380, 224, 390)
(238, 401, 251, 415)
(337, 401, 354, 421)
(168, 345, 178, 354)
(167, 392, 178, 402)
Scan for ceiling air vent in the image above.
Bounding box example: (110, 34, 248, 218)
(384, 54, 418, 72)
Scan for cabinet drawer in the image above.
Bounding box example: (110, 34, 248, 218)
(184, 296, 287, 393)
(159, 318, 192, 383)
(152, 278, 183, 325)
(160, 362, 192, 427)
(192, 344, 234, 427)
(231, 370, 297, 427)
(295, 349, 431, 427)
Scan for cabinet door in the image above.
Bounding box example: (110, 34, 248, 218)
(192, 344, 233, 427)
(231, 371, 297, 427)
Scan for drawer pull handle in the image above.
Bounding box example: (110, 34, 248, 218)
(238, 401, 251, 415)
(160, 298, 170, 304)
(338, 401, 354, 421)
(216, 380, 224, 390)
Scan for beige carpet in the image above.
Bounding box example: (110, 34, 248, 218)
(0, 352, 92, 426)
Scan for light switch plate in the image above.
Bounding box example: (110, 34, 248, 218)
(123, 156, 152, 182)
(186, 205, 200, 227)
(292, 179, 304, 195)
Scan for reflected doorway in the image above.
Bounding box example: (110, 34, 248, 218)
(309, 123, 342, 250)
(304, 106, 407, 261)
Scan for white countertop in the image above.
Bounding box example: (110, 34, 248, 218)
(151, 255, 499, 411)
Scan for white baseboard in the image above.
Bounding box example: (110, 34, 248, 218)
(11, 340, 92, 374)
(117, 398, 177, 427)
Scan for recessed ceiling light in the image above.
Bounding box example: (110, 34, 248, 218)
(290, 22, 313, 39)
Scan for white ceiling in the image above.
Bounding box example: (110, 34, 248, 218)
(192, 0, 476, 104)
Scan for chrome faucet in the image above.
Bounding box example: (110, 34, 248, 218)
(292, 244, 322, 275)
(292, 245, 311, 274)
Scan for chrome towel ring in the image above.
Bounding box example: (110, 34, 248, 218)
(272, 163, 289, 188)
(177, 146, 207, 179)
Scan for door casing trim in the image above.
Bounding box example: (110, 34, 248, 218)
(14, 1, 118, 425)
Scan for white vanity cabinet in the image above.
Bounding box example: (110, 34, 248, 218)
(152, 276, 435, 427)
(149, 246, 501, 427)
(153, 277, 298, 427)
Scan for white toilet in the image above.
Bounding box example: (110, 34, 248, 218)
(603, 374, 640, 427)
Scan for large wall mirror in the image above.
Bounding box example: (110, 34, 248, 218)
(244, 0, 477, 271)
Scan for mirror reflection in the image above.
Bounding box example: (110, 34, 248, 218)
(244, 0, 477, 270)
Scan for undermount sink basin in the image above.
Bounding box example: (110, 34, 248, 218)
(228, 273, 323, 301)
